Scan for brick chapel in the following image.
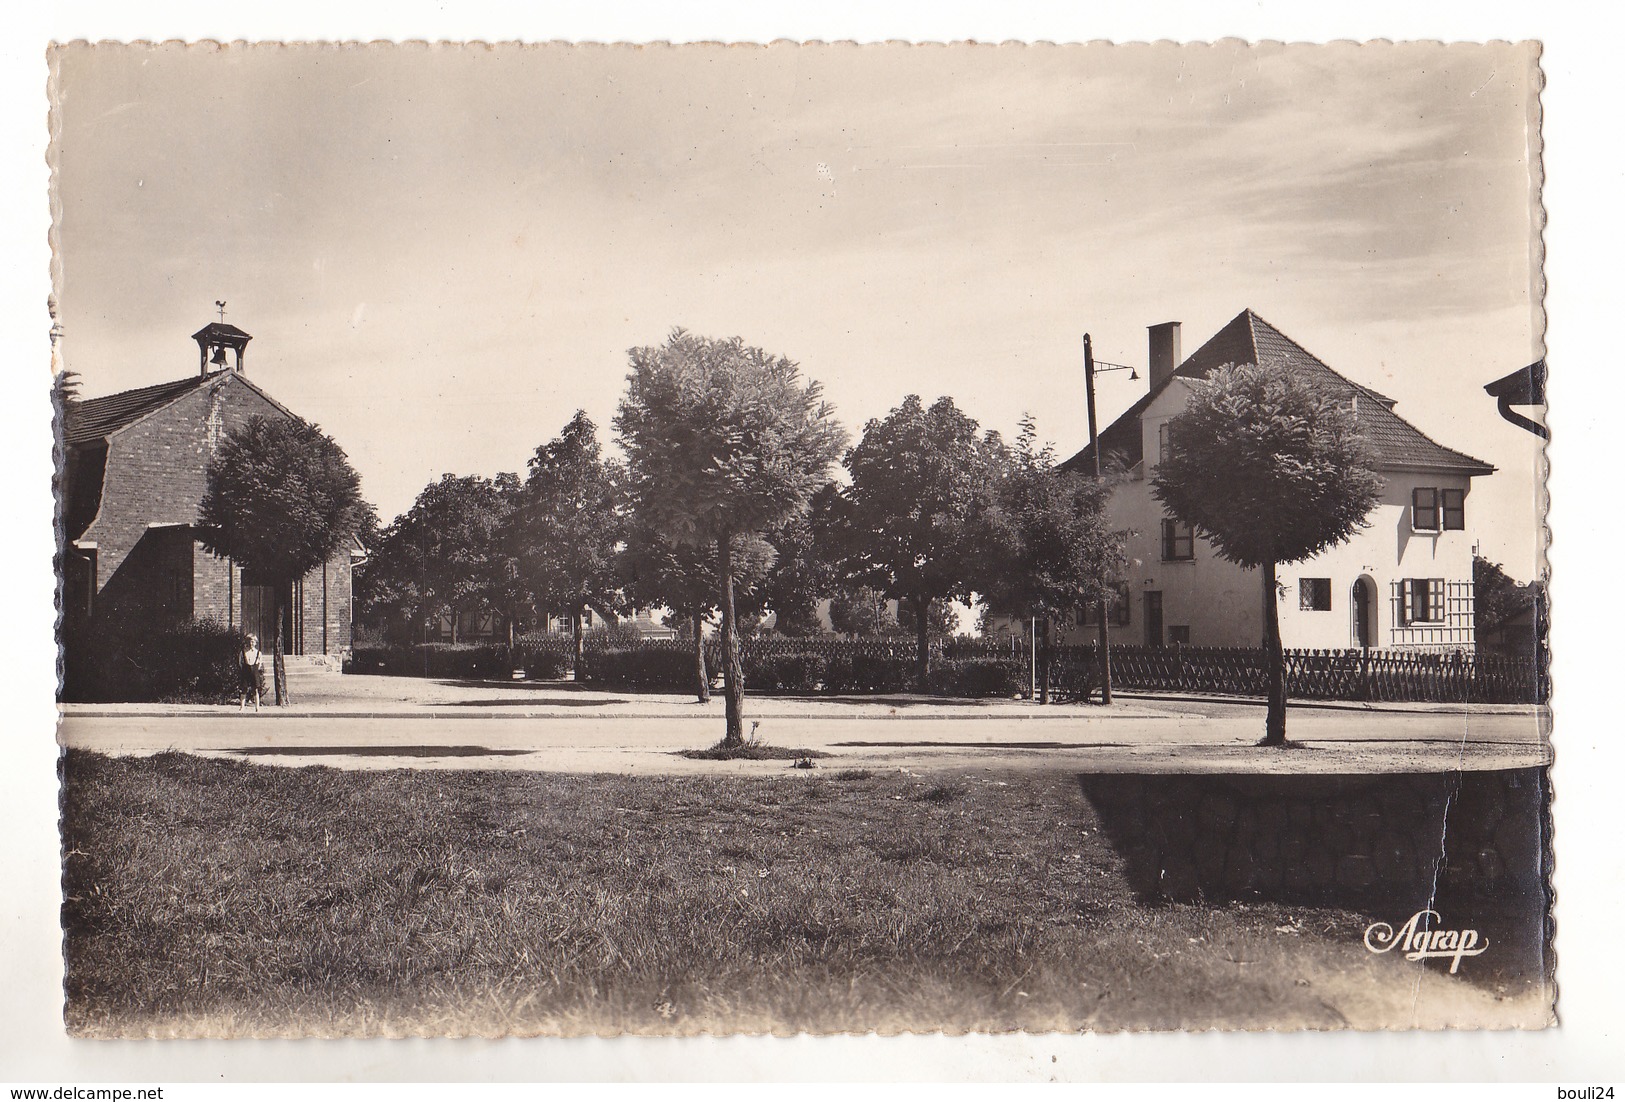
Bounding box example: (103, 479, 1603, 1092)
(59, 319, 363, 658)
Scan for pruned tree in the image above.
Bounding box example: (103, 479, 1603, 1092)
(839, 395, 1002, 687)
(979, 417, 1123, 703)
(616, 329, 845, 745)
(199, 415, 367, 704)
(1152, 363, 1382, 746)
(510, 411, 625, 672)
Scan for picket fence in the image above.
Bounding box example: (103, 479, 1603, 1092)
(507, 634, 1545, 705)
(1044, 643, 1544, 705)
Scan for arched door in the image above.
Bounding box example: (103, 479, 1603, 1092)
(1352, 577, 1375, 649)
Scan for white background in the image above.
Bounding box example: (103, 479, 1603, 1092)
(1, 0, 1617, 1085)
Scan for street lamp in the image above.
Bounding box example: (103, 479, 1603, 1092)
(1083, 334, 1137, 706)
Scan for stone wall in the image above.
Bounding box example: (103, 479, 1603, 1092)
(1078, 768, 1549, 912)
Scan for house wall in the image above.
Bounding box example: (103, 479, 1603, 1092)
(77, 373, 354, 655)
(297, 553, 353, 655)
(1055, 380, 1479, 652)
(1054, 382, 1264, 648)
(1275, 471, 1477, 651)
(79, 375, 286, 589)
(189, 546, 352, 655)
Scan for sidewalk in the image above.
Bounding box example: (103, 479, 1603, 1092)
(59, 671, 1547, 721)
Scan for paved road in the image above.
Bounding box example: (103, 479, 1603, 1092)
(59, 698, 1551, 776)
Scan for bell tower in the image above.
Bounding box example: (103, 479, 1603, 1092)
(191, 301, 252, 376)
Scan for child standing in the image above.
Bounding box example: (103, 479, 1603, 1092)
(238, 632, 262, 712)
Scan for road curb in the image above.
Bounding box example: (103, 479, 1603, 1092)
(62, 708, 1186, 722)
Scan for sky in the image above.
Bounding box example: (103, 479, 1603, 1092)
(51, 40, 1546, 579)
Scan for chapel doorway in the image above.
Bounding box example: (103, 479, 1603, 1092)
(241, 574, 295, 653)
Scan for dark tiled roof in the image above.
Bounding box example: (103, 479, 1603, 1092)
(62, 373, 215, 448)
(1064, 309, 1494, 476)
(191, 322, 253, 342)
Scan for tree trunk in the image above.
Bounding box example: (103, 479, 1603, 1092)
(692, 610, 710, 704)
(718, 534, 745, 746)
(1096, 591, 1114, 706)
(571, 605, 585, 676)
(914, 594, 931, 691)
(1261, 561, 1289, 746)
(1039, 617, 1051, 705)
(272, 586, 288, 706)
(450, 608, 458, 645)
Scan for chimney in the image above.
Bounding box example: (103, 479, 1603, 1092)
(1147, 321, 1182, 390)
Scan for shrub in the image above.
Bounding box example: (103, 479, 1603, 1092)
(822, 653, 915, 694)
(60, 617, 263, 704)
(517, 649, 573, 680)
(149, 619, 264, 703)
(741, 651, 828, 692)
(926, 657, 1025, 698)
(577, 646, 694, 691)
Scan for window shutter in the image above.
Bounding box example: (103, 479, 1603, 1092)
(1401, 580, 1414, 624)
(1442, 489, 1465, 530)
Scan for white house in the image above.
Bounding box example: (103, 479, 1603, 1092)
(1055, 309, 1493, 653)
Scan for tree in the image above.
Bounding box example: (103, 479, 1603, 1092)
(828, 585, 893, 637)
(510, 412, 626, 672)
(619, 525, 774, 702)
(1474, 555, 1545, 652)
(896, 596, 961, 639)
(616, 329, 846, 745)
(751, 491, 843, 636)
(367, 473, 521, 647)
(1152, 363, 1382, 746)
(199, 415, 367, 705)
(839, 395, 1002, 687)
(979, 418, 1123, 703)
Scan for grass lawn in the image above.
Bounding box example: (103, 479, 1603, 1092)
(60, 751, 1541, 1037)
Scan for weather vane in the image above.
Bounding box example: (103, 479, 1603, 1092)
(215, 300, 227, 323)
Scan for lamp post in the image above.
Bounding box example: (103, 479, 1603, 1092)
(1083, 334, 1137, 706)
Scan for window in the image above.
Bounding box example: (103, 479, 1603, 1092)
(1412, 488, 1440, 531)
(1167, 625, 1191, 646)
(1402, 578, 1446, 623)
(1413, 487, 1465, 532)
(1299, 578, 1332, 611)
(1160, 518, 1194, 561)
(1441, 488, 1465, 531)
(1079, 582, 1131, 627)
(1157, 422, 1172, 465)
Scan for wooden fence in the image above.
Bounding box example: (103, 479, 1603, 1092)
(1046, 644, 1545, 705)
(506, 633, 1545, 704)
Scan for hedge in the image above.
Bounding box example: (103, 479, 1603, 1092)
(925, 657, 1026, 698)
(346, 643, 512, 679)
(576, 647, 695, 691)
(60, 617, 265, 704)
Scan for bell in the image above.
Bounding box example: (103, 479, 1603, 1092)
(209, 344, 228, 367)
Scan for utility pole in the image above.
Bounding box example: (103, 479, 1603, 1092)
(1084, 333, 1114, 705)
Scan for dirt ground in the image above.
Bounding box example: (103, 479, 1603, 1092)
(60, 672, 1551, 776)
